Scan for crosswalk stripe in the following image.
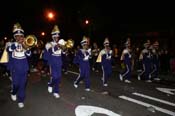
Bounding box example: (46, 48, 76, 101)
(119, 95, 175, 116)
(67, 70, 79, 75)
(132, 92, 175, 107)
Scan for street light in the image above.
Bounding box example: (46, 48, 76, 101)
(45, 10, 56, 21)
(41, 32, 45, 36)
(48, 12, 54, 19)
(85, 19, 89, 25)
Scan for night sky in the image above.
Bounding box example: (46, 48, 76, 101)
(0, 0, 175, 46)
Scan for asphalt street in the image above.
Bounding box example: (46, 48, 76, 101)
(0, 66, 175, 116)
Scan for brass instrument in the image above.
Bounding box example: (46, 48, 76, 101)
(23, 35, 37, 49)
(65, 39, 74, 49)
(59, 39, 74, 49)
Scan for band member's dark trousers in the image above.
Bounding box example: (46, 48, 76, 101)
(75, 63, 90, 89)
(139, 63, 151, 80)
(11, 71, 27, 102)
(121, 63, 131, 80)
(48, 65, 62, 93)
(150, 62, 159, 78)
(102, 64, 112, 84)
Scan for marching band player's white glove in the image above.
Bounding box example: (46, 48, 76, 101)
(106, 55, 111, 60)
(101, 50, 106, 56)
(83, 55, 89, 61)
(87, 48, 91, 54)
(45, 43, 52, 51)
(58, 39, 66, 47)
(109, 50, 112, 54)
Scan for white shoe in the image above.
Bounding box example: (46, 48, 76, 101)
(53, 93, 60, 98)
(48, 86, 53, 93)
(124, 80, 131, 83)
(103, 84, 108, 87)
(137, 76, 141, 80)
(18, 102, 24, 108)
(74, 83, 78, 88)
(85, 88, 90, 91)
(145, 80, 152, 83)
(11, 94, 17, 101)
(119, 74, 123, 81)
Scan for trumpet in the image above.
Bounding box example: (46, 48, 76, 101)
(65, 39, 74, 49)
(58, 39, 74, 49)
(23, 35, 37, 49)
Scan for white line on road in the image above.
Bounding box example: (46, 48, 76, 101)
(67, 70, 79, 75)
(132, 92, 175, 107)
(156, 87, 175, 95)
(75, 105, 121, 116)
(119, 95, 175, 116)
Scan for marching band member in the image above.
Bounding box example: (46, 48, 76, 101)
(150, 41, 160, 81)
(119, 39, 132, 83)
(73, 36, 91, 91)
(97, 38, 112, 87)
(43, 25, 65, 98)
(137, 40, 152, 82)
(7, 23, 31, 108)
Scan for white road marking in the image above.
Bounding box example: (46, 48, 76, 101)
(75, 105, 121, 116)
(119, 95, 175, 116)
(132, 92, 175, 107)
(156, 87, 175, 95)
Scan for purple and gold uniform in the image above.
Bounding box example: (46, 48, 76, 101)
(138, 41, 152, 82)
(7, 23, 31, 108)
(73, 36, 91, 91)
(97, 38, 112, 86)
(119, 40, 132, 83)
(43, 25, 65, 98)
